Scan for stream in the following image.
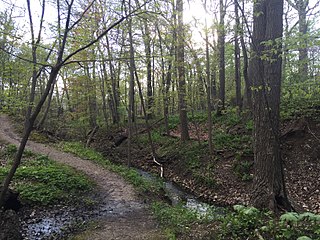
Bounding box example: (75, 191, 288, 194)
(20, 169, 222, 239)
(137, 169, 225, 218)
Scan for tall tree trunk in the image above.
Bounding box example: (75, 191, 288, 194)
(177, 0, 189, 141)
(106, 36, 120, 123)
(205, 20, 214, 155)
(36, 81, 55, 129)
(234, 0, 242, 112)
(127, 14, 135, 166)
(85, 63, 98, 129)
(297, 0, 308, 81)
(251, 0, 291, 211)
(142, 19, 153, 119)
(236, 0, 252, 110)
(98, 60, 109, 125)
(218, 0, 226, 110)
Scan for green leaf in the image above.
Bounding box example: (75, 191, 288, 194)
(297, 236, 312, 240)
(280, 212, 299, 223)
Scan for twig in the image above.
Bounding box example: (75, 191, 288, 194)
(153, 156, 163, 178)
(307, 123, 320, 143)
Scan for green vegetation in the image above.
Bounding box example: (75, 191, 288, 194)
(152, 203, 320, 240)
(58, 141, 163, 193)
(218, 205, 320, 240)
(0, 145, 94, 205)
(152, 202, 200, 238)
(281, 81, 320, 121)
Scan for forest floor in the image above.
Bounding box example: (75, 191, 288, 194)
(0, 114, 166, 240)
(92, 114, 320, 214)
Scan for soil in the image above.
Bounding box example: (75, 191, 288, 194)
(0, 114, 166, 240)
(92, 116, 320, 214)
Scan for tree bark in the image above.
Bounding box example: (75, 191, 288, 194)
(205, 20, 214, 155)
(177, 0, 189, 141)
(142, 19, 153, 119)
(234, 0, 242, 112)
(218, 0, 226, 110)
(251, 0, 291, 211)
(297, 0, 308, 81)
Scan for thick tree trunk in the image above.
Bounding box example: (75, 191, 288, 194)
(251, 0, 291, 211)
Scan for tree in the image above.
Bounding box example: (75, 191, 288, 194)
(287, 0, 309, 81)
(0, 0, 144, 207)
(250, 0, 292, 211)
(218, 0, 226, 110)
(234, 0, 242, 112)
(176, 0, 189, 141)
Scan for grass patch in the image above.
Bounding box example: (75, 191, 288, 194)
(0, 149, 94, 205)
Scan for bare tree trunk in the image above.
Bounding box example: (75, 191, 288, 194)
(251, 0, 291, 211)
(106, 36, 120, 123)
(36, 81, 55, 129)
(127, 14, 135, 167)
(297, 0, 308, 81)
(205, 20, 214, 155)
(234, 0, 242, 113)
(177, 0, 189, 141)
(142, 19, 153, 119)
(98, 59, 109, 125)
(218, 0, 226, 110)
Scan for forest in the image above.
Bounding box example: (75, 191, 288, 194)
(0, 0, 320, 239)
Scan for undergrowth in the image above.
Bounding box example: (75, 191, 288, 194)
(152, 203, 320, 240)
(0, 144, 94, 205)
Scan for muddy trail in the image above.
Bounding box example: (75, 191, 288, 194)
(0, 114, 166, 240)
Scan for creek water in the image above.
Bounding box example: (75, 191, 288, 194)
(137, 169, 224, 219)
(21, 169, 220, 239)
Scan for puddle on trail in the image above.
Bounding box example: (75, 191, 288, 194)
(20, 198, 146, 239)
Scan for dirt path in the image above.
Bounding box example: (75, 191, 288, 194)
(0, 115, 166, 240)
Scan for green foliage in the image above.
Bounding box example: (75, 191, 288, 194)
(233, 160, 253, 182)
(213, 108, 241, 126)
(0, 154, 93, 205)
(167, 115, 180, 130)
(218, 205, 320, 240)
(29, 131, 50, 143)
(245, 120, 254, 131)
(213, 130, 251, 151)
(5, 144, 17, 156)
(281, 80, 320, 121)
(188, 111, 208, 123)
(152, 202, 198, 238)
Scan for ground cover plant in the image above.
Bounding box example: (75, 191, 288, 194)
(0, 144, 94, 205)
(152, 202, 320, 240)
